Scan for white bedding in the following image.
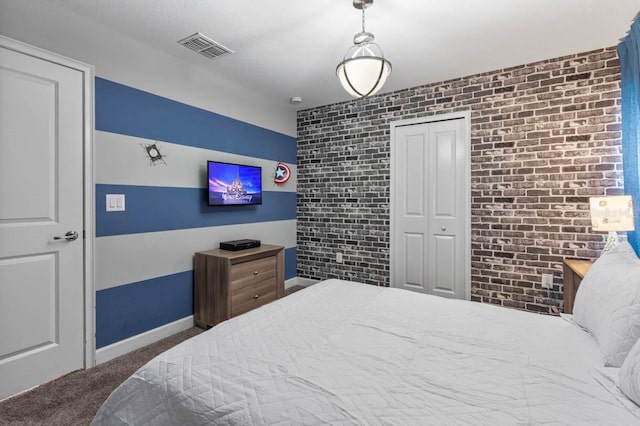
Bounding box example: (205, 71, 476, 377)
(92, 279, 640, 425)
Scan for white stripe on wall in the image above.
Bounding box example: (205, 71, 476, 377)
(95, 130, 297, 192)
(95, 219, 297, 291)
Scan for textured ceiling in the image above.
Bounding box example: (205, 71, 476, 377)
(2, 0, 640, 110)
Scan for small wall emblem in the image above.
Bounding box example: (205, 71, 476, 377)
(142, 142, 166, 166)
(274, 162, 291, 184)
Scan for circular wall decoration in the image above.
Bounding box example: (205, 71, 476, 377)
(274, 162, 291, 184)
(141, 142, 166, 165)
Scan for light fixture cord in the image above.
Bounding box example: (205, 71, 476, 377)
(361, 7, 366, 33)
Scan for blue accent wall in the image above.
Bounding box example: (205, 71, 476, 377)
(285, 247, 297, 281)
(96, 185, 296, 236)
(95, 78, 297, 348)
(95, 78, 296, 163)
(96, 271, 193, 348)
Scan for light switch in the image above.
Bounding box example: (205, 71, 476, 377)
(106, 194, 125, 212)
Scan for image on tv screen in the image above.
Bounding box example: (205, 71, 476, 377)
(208, 161, 262, 206)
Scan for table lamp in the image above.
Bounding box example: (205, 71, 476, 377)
(589, 195, 635, 252)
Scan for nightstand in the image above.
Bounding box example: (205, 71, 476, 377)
(562, 259, 593, 314)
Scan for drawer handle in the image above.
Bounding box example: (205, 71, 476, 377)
(253, 294, 259, 299)
(253, 270, 259, 275)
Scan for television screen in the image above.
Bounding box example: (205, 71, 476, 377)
(207, 161, 262, 206)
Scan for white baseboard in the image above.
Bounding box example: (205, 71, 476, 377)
(285, 276, 320, 288)
(95, 315, 194, 365)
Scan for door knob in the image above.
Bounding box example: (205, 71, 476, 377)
(441, 226, 447, 231)
(54, 231, 79, 241)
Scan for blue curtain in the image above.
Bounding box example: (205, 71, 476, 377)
(618, 16, 640, 255)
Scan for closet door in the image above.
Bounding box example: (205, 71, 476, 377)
(391, 115, 469, 300)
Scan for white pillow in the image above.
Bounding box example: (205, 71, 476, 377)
(572, 241, 640, 367)
(619, 338, 640, 406)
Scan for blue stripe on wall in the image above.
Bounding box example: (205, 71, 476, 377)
(95, 78, 296, 164)
(96, 271, 193, 348)
(285, 246, 297, 280)
(96, 185, 296, 236)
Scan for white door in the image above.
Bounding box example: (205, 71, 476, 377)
(391, 114, 470, 299)
(0, 41, 86, 399)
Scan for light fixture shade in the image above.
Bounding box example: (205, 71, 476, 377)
(336, 0, 392, 99)
(589, 195, 635, 232)
(337, 43, 391, 98)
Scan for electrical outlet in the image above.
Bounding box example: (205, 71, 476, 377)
(336, 252, 343, 263)
(541, 273, 553, 289)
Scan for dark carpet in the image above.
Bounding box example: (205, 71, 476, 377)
(0, 285, 307, 425)
(0, 327, 203, 426)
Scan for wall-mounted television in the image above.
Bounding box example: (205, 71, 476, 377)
(207, 160, 262, 206)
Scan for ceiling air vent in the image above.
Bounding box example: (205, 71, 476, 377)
(178, 33, 234, 60)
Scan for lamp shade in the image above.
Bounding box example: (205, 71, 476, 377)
(589, 195, 635, 232)
(336, 44, 391, 98)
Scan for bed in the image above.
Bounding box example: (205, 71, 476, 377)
(92, 244, 640, 425)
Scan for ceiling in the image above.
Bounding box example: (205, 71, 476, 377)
(2, 0, 640, 110)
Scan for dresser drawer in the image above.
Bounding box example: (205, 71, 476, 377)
(230, 255, 277, 292)
(230, 278, 277, 317)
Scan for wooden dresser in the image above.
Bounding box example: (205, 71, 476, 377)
(562, 258, 593, 314)
(194, 244, 284, 329)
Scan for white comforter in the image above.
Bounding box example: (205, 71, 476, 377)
(92, 279, 640, 425)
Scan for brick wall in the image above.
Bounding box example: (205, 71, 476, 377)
(296, 46, 623, 314)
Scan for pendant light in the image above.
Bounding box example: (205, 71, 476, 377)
(336, 0, 392, 98)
